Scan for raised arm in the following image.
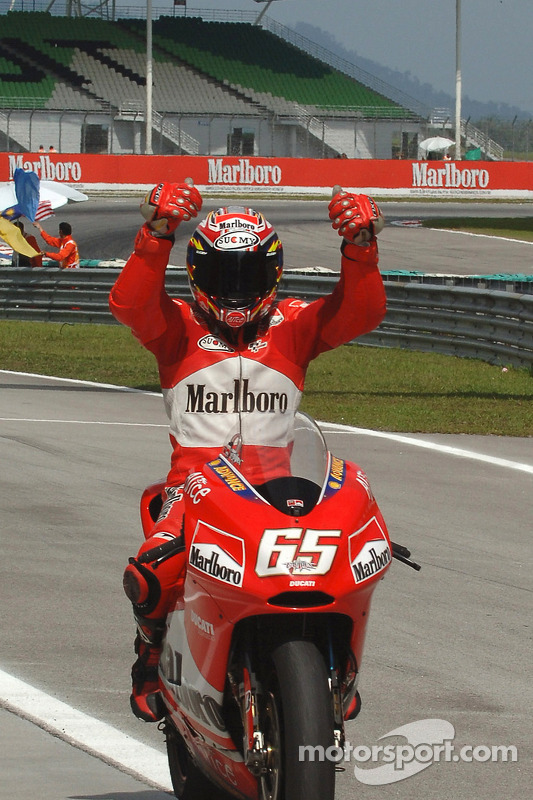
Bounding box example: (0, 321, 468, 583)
(109, 181, 202, 348)
(287, 189, 387, 359)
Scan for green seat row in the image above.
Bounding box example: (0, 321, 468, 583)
(0, 10, 408, 116)
(124, 15, 404, 112)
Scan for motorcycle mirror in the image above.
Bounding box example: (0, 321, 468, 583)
(391, 541, 421, 571)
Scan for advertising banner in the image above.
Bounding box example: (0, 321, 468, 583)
(2, 153, 533, 198)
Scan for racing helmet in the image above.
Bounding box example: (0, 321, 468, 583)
(186, 206, 283, 329)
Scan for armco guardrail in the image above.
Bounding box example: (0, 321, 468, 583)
(0, 267, 532, 369)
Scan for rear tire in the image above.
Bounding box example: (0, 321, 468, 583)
(166, 723, 234, 800)
(259, 640, 336, 800)
(166, 725, 189, 798)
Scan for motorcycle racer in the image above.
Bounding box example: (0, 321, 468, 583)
(109, 181, 386, 722)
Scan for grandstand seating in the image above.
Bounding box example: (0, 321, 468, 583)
(71, 47, 259, 115)
(0, 55, 22, 75)
(0, 10, 408, 118)
(122, 16, 403, 114)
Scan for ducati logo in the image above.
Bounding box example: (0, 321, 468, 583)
(190, 609, 215, 637)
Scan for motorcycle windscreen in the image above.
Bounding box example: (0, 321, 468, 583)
(222, 412, 330, 516)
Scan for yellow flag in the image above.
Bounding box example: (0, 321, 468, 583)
(0, 217, 40, 258)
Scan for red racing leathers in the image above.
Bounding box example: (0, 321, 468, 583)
(110, 224, 386, 622)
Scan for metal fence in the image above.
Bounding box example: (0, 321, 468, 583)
(1, 267, 532, 368)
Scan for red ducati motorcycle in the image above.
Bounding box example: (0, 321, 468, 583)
(138, 412, 419, 800)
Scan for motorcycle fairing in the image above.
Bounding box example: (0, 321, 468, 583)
(160, 606, 260, 800)
(321, 454, 347, 501)
(207, 456, 266, 502)
(189, 519, 246, 588)
(207, 449, 348, 513)
(155, 413, 396, 800)
(160, 605, 236, 744)
(349, 517, 392, 585)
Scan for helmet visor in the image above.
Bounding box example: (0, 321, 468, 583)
(191, 249, 281, 308)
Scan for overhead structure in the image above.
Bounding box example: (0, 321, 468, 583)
(455, 0, 462, 161)
(30, 1, 288, 21)
(40, 1, 117, 19)
(254, 0, 284, 25)
(146, 0, 153, 154)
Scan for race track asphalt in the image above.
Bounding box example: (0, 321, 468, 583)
(55, 196, 533, 275)
(1, 201, 531, 800)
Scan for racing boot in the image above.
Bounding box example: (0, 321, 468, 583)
(130, 616, 166, 722)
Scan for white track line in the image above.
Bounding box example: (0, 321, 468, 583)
(1, 415, 531, 474)
(0, 669, 172, 792)
(1, 370, 530, 780)
(320, 422, 533, 475)
(427, 228, 533, 245)
(0, 372, 172, 788)
(0, 369, 161, 394)
(1, 370, 531, 474)
(0, 417, 167, 426)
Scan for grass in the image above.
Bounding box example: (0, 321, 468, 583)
(0, 320, 531, 437)
(0, 321, 158, 389)
(301, 346, 532, 436)
(423, 217, 533, 242)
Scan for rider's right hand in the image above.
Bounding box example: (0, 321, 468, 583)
(140, 180, 203, 235)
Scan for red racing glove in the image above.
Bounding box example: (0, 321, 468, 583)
(329, 188, 384, 245)
(140, 180, 203, 235)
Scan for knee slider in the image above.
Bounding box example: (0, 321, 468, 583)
(123, 558, 162, 616)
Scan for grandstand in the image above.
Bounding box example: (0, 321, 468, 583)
(0, 8, 426, 157)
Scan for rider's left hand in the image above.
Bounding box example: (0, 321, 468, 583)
(329, 189, 384, 245)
